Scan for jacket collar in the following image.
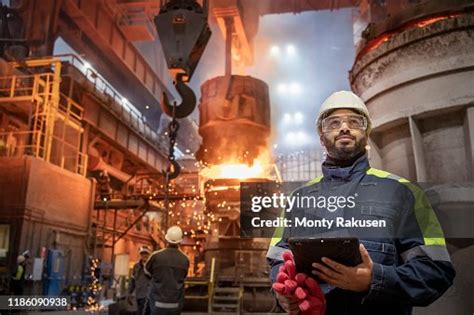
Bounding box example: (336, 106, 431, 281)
(322, 153, 370, 181)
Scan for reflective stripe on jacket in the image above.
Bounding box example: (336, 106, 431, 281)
(266, 154, 455, 315)
(144, 247, 190, 310)
(13, 265, 24, 281)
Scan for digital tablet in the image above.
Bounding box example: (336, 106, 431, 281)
(288, 237, 362, 277)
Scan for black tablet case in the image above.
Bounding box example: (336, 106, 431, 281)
(288, 237, 362, 278)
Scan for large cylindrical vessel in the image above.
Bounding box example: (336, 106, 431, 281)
(350, 3, 474, 313)
(197, 75, 271, 165)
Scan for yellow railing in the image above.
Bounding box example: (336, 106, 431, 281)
(59, 93, 84, 123)
(0, 131, 88, 176)
(184, 257, 216, 312)
(0, 73, 55, 102)
(0, 130, 44, 158)
(77, 152, 88, 177)
(208, 257, 216, 312)
(0, 58, 88, 177)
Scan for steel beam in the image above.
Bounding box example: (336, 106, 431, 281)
(59, 0, 171, 127)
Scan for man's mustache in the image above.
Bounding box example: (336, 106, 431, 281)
(335, 134, 355, 141)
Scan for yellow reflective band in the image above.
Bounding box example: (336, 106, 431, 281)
(402, 182, 446, 246)
(269, 175, 323, 247)
(305, 175, 324, 186)
(424, 237, 446, 246)
(366, 167, 391, 178)
(270, 208, 285, 246)
(15, 265, 24, 280)
(366, 168, 446, 246)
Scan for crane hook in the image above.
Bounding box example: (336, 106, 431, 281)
(165, 159, 181, 180)
(161, 73, 197, 119)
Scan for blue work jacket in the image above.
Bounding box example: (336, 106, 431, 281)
(266, 154, 455, 315)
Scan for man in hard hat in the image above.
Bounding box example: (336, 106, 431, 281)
(145, 226, 189, 315)
(128, 246, 152, 315)
(11, 255, 27, 295)
(267, 90, 455, 314)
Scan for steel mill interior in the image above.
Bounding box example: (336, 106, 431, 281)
(0, 0, 473, 314)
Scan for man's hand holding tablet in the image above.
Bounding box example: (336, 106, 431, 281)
(272, 251, 326, 315)
(312, 243, 373, 292)
(289, 238, 373, 292)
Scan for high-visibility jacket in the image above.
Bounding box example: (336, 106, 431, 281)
(11, 263, 25, 295)
(266, 154, 455, 315)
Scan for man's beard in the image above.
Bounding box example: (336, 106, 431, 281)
(323, 134, 367, 161)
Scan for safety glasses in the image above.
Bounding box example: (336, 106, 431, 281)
(321, 115, 367, 132)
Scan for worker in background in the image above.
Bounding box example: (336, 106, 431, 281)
(0, 128, 6, 156)
(6, 131, 17, 156)
(21, 250, 30, 261)
(11, 255, 27, 295)
(128, 246, 152, 315)
(266, 90, 455, 315)
(145, 226, 190, 315)
(98, 170, 111, 201)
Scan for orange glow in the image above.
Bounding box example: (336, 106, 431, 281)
(201, 161, 265, 179)
(199, 149, 276, 180)
(365, 34, 390, 53)
(206, 185, 240, 191)
(360, 13, 461, 58)
(415, 16, 449, 28)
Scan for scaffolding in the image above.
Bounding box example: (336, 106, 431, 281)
(0, 58, 87, 176)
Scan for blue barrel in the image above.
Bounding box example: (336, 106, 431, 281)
(43, 249, 65, 296)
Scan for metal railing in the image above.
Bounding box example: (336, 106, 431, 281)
(185, 257, 216, 312)
(59, 93, 83, 123)
(0, 130, 88, 176)
(56, 54, 167, 154)
(0, 130, 44, 158)
(0, 73, 54, 102)
(0, 58, 88, 177)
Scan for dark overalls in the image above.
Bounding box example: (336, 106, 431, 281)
(129, 260, 151, 315)
(145, 247, 189, 315)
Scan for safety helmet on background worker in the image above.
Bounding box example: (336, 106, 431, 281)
(138, 245, 151, 255)
(165, 225, 183, 244)
(17, 255, 25, 264)
(316, 90, 372, 134)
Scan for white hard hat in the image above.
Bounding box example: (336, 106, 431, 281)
(138, 245, 151, 254)
(165, 226, 183, 244)
(17, 255, 25, 264)
(316, 90, 371, 134)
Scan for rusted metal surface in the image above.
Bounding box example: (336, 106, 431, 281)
(196, 75, 271, 165)
(351, 12, 474, 181)
(211, 0, 359, 16)
(350, 12, 474, 293)
(202, 178, 271, 275)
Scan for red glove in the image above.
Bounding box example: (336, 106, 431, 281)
(284, 279, 298, 294)
(272, 251, 326, 315)
(272, 251, 297, 295)
(276, 271, 290, 283)
(305, 277, 325, 300)
(295, 272, 308, 286)
(284, 259, 297, 279)
(295, 286, 308, 300)
(298, 278, 325, 314)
